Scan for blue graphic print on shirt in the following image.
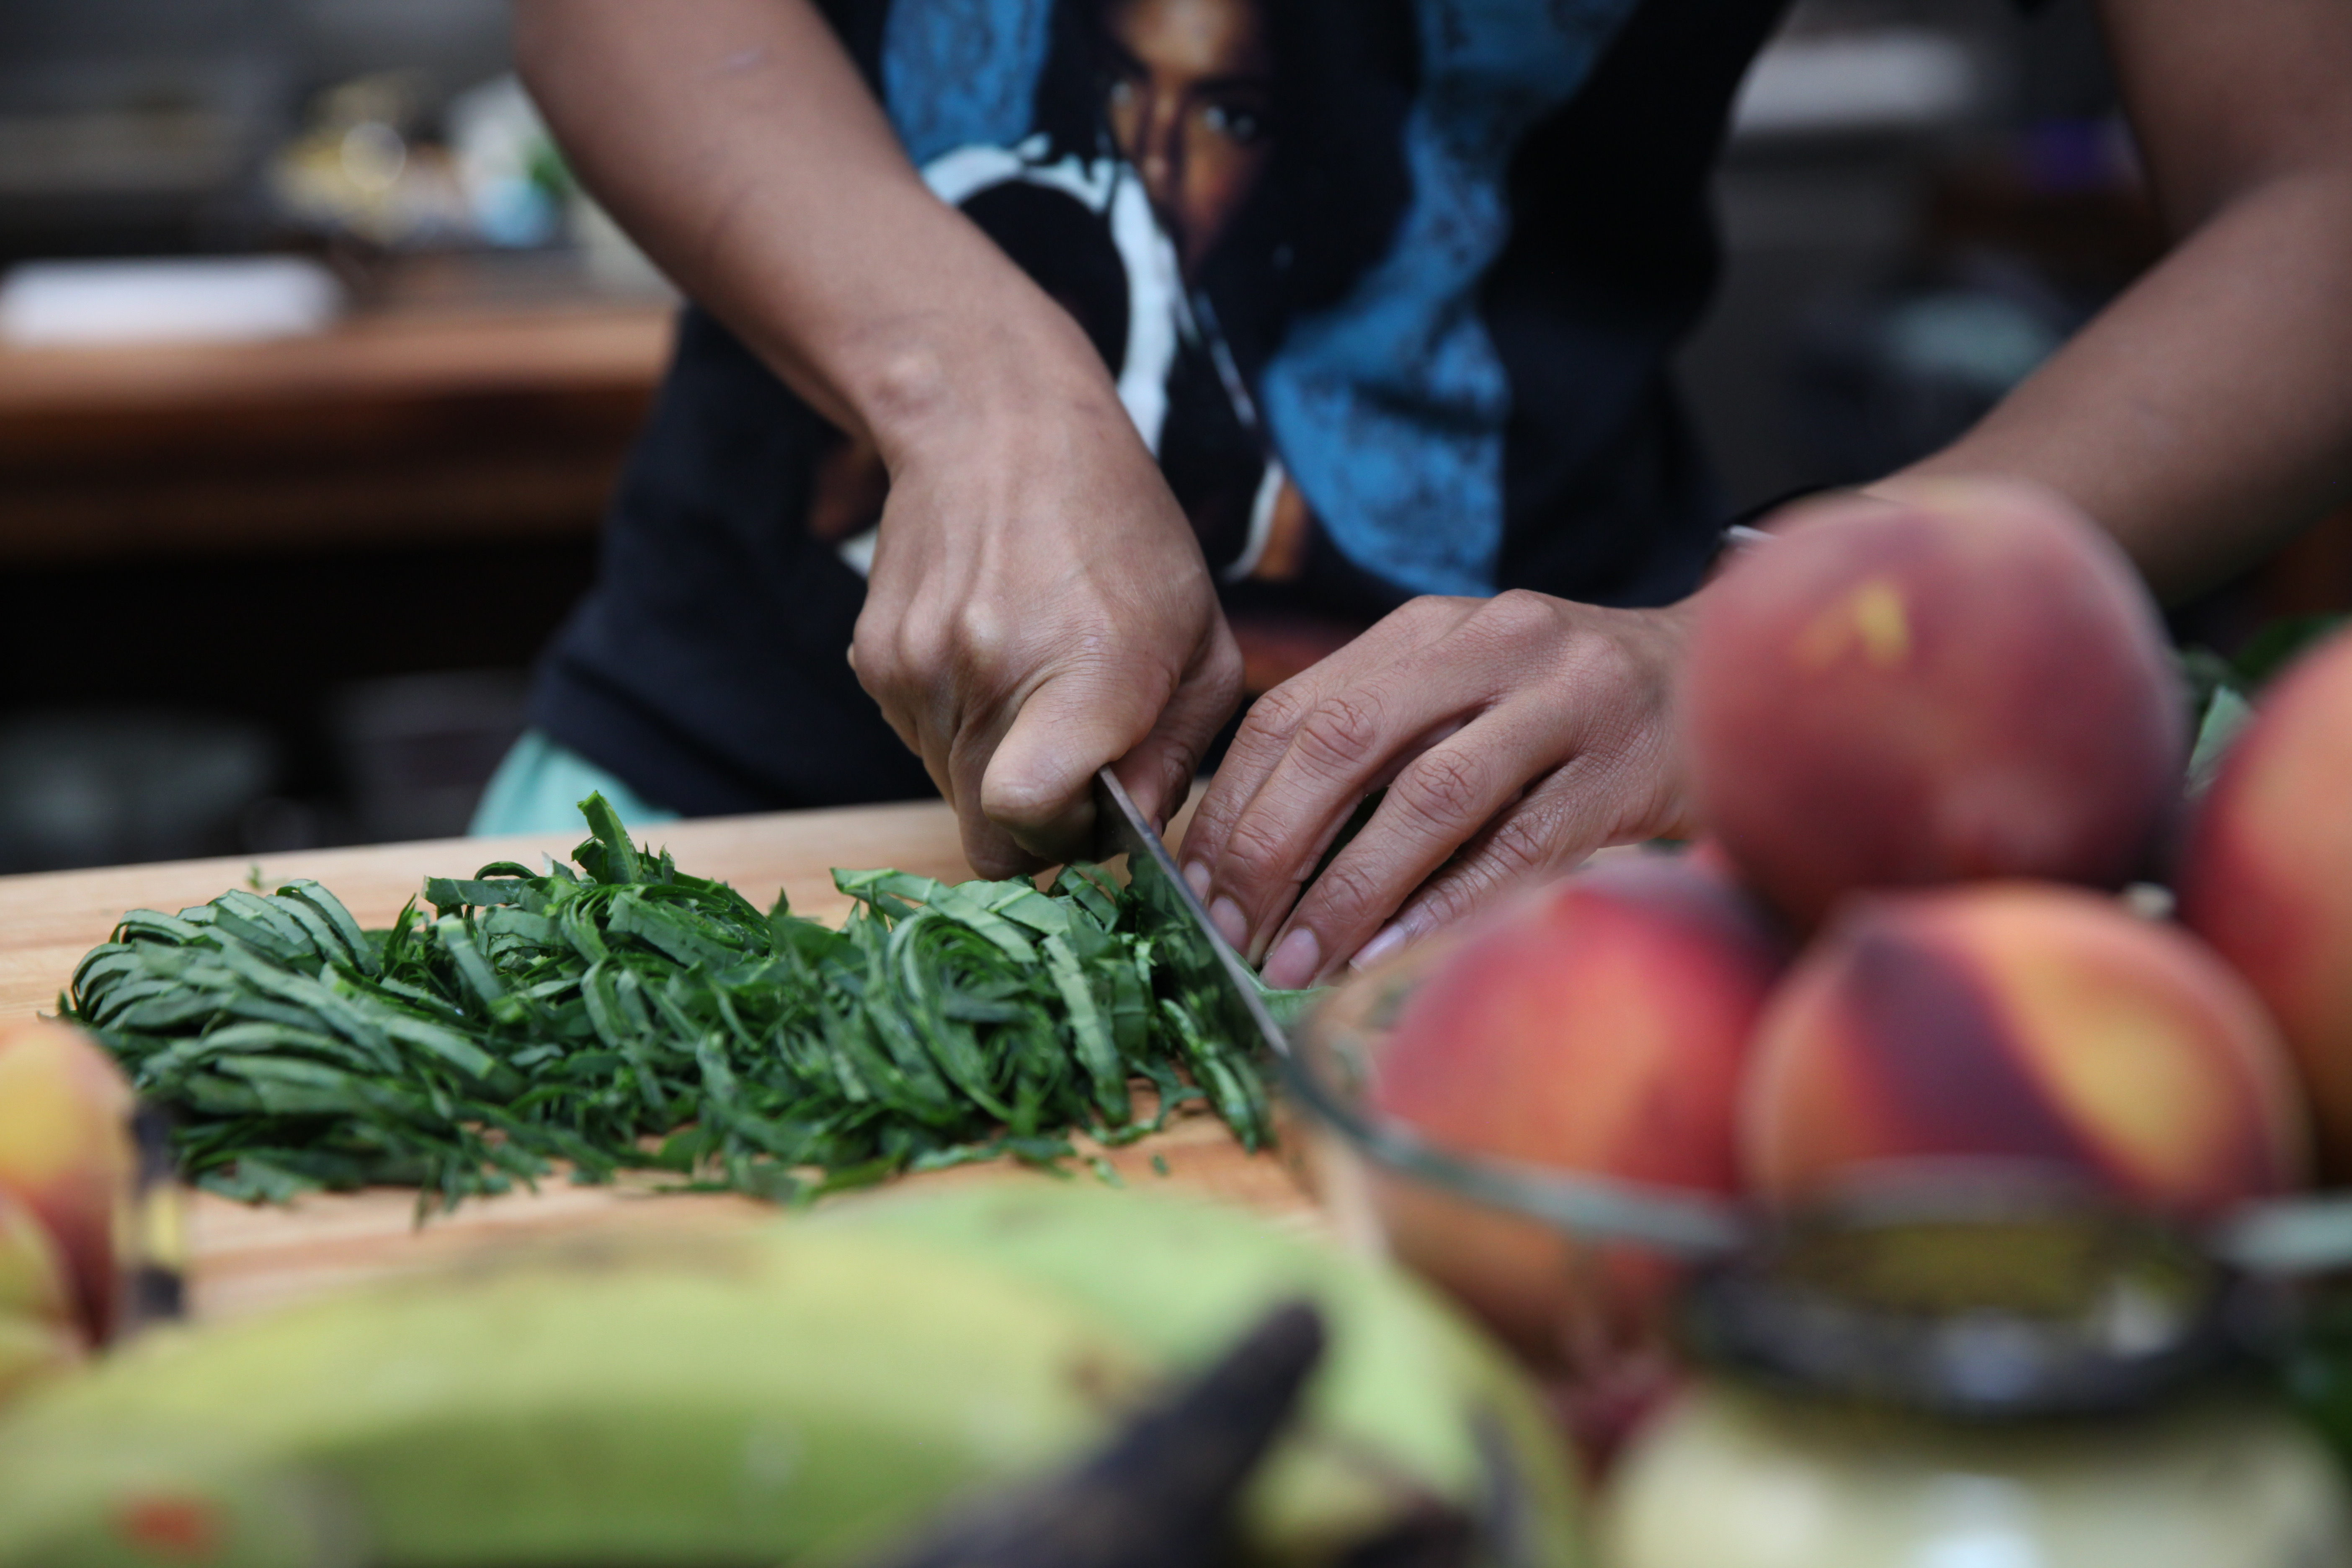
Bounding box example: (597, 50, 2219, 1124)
(1259, 0, 1640, 596)
(872, 0, 1643, 599)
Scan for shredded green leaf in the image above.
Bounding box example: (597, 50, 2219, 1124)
(67, 796, 1277, 1212)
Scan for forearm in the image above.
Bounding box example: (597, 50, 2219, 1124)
(512, 0, 1121, 460)
(1894, 165, 2352, 603)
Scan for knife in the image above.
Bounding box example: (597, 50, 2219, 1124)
(1088, 766, 1746, 1257)
(1091, 768, 1291, 1064)
(1091, 768, 2352, 1275)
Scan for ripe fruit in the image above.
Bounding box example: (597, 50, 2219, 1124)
(2178, 628, 2352, 1176)
(1682, 480, 2184, 927)
(0, 1187, 83, 1405)
(1742, 883, 2308, 1217)
(1335, 856, 1788, 1373)
(0, 1019, 135, 1340)
(0, 1194, 1586, 1567)
(836, 1183, 1586, 1560)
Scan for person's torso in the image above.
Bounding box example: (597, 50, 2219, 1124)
(536, 0, 1793, 813)
(808, 0, 1792, 616)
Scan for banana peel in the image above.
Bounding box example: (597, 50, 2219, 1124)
(829, 1183, 1586, 1566)
(0, 1184, 1585, 1567)
(0, 1226, 1153, 1567)
(0, 1186, 85, 1407)
(864, 1301, 1337, 1568)
(0, 1310, 82, 1407)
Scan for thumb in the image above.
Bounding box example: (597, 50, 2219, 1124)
(982, 664, 1173, 865)
(1113, 622, 1244, 833)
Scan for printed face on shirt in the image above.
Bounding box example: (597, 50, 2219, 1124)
(1099, 0, 1274, 277)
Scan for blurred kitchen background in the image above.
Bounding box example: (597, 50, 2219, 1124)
(0, 0, 2339, 872)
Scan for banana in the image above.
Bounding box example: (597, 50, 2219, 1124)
(0, 1226, 1153, 1568)
(0, 1186, 84, 1408)
(826, 1181, 1589, 1567)
(0, 1184, 1587, 1568)
(0, 1310, 81, 1406)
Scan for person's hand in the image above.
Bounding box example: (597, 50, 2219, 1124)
(1177, 590, 1699, 988)
(852, 381, 1243, 879)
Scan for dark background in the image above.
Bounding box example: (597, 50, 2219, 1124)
(0, 0, 2339, 872)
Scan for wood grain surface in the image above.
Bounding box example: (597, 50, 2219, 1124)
(0, 800, 1316, 1322)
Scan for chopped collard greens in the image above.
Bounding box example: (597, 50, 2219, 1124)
(66, 795, 1280, 1210)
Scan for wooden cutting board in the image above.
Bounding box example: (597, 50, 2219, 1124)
(0, 801, 1319, 1323)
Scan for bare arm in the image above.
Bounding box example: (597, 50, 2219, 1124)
(1181, 0, 2352, 985)
(514, 0, 1241, 870)
(1891, 0, 2352, 601)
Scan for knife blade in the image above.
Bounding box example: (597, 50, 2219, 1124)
(1091, 767, 1289, 1062)
(1089, 766, 1746, 1255)
(1086, 776, 2352, 1277)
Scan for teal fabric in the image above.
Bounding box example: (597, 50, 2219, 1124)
(469, 730, 683, 837)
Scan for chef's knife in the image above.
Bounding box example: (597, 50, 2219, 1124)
(1091, 768, 1290, 1063)
(1089, 769, 2352, 1274)
(1088, 766, 1746, 1256)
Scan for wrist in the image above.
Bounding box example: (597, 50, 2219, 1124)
(841, 300, 1130, 473)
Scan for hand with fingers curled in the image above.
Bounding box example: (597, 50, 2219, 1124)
(850, 395, 1245, 880)
(1178, 588, 1700, 990)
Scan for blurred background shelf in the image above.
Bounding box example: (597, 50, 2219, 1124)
(0, 253, 669, 869)
(0, 0, 2342, 878)
(0, 265, 668, 564)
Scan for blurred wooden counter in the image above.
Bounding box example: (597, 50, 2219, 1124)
(0, 256, 673, 566)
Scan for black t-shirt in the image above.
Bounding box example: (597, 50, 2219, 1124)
(530, 0, 1794, 815)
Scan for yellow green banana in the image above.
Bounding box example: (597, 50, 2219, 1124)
(824, 1183, 1586, 1566)
(0, 1183, 1585, 1567)
(0, 1225, 1150, 1567)
(0, 1186, 84, 1407)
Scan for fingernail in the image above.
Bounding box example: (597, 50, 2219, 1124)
(1264, 927, 1322, 990)
(1183, 860, 1211, 901)
(1207, 895, 1249, 950)
(1349, 923, 1408, 972)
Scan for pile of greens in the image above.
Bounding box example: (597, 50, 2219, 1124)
(66, 797, 1277, 1209)
(2182, 612, 2349, 793)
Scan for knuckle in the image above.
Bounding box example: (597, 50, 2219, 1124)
(1189, 718, 1288, 818)
(967, 843, 1035, 880)
(1393, 596, 1445, 631)
(1478, 798, 1581, 884)
(1244, 683, 1312, 740)
(1562, 624, 1644, 691)
(875, 624, 940, 686)
(1059, 616, 1125, 665)
(1485, 588, 1557, 634)
(1303, 852, 1387, 925)
(1292, 691, 1387, 773)
(1464, 589, 1566, 660)
(1392, 746, 1496, 836)
(978, 775, 1057, 830)
(1481, 815, 1554, 881)
(1402, 879, 1477, 940)
(1414, 818, 1573, 928)
(952, 603, 1014, 669)
(1204, 636, 1246, 701)
(1395, 594, 1464, 632)
(1218, 810, 1295, 890)
(959, 815, 1035, 880)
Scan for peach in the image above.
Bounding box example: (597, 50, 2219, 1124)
(2178, 629, 2352, 1177)
(1332, 854, 1789, 1378)
(1743, 882, 2308, 1217)
(0, 1186, 84, 1404)
(1682, 480, 2184, 928)
(0, 1020, 135, 1341)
